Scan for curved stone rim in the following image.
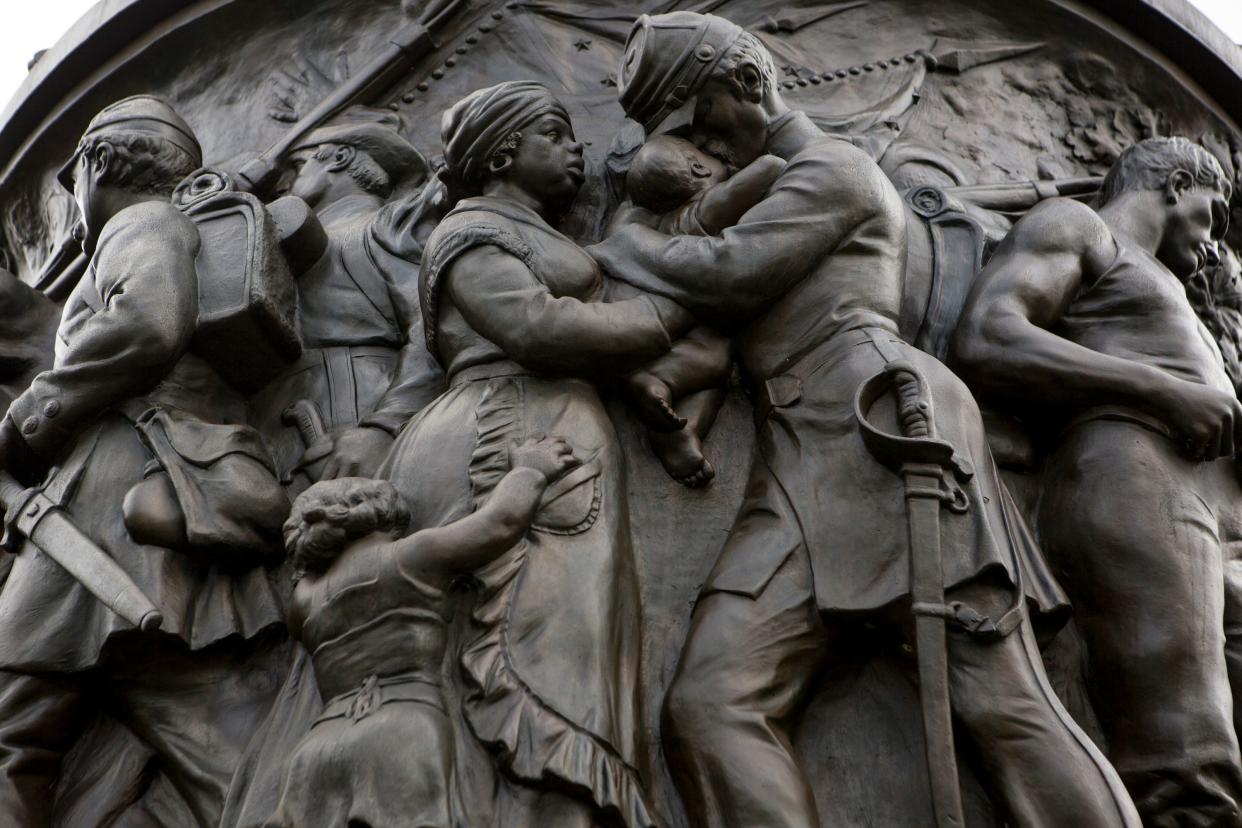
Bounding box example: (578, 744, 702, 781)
(0, 0, 1238, 191)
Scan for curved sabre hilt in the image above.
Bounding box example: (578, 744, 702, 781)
(888, 362, 933, 440)
(854, 361, 972, 512)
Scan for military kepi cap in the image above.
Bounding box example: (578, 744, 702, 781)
(289, 106, 428, 189)
(58, 95, 202, 191)
(618, 12, 745, 135)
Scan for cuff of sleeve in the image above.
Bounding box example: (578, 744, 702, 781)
(356, 413, 402, 437)
(4, 393, 72, 459)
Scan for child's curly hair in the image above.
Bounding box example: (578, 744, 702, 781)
(284, 478, 411, 580)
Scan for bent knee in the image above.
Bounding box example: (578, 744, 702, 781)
(663, 665, 753, 751)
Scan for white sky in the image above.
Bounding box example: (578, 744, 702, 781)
(0, 0, 1237, 112)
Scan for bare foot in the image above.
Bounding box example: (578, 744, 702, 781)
(649, 428, 715, 488)
(626, 371, 686, 433)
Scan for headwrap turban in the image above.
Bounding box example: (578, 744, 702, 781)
(439, 80, 569, 198)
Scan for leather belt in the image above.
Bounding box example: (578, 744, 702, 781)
(750, 326, 896, 424)
(317, 672, 443, 725)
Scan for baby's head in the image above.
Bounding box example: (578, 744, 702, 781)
(627, 135, 728, 213)
(284, 478, 411, 580)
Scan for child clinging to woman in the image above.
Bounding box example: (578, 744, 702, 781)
(264, 435, 578, 828)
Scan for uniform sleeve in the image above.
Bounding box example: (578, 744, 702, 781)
(358, 211, 446, 435)
(442, 240, 685, 376)
(6, 205, 199, 456)
(590, 150, 892, 326)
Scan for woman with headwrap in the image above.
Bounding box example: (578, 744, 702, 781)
(381, 81, 691, 828)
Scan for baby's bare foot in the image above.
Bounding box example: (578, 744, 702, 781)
(626, 371, 686, 432)
(650, 428, 715, 488)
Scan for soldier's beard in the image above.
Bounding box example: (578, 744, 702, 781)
(700, 138, 739, 173)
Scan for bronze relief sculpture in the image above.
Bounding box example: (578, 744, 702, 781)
(0, 1, 1239, 827)
(591, 14, 1134, 827)
(0, 96, 292, 827)
(954, 137, 1242, 825)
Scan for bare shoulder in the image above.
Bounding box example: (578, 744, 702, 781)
(1009, 198, 1112, 260)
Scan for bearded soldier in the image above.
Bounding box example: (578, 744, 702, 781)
(590, 13, 1139, 827)
(0, 97, 292, 825)
(954, 138, 1242, 826)
(250, 106, 445, 488)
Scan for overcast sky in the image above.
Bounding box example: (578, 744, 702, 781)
(0, 0, 1238, 112)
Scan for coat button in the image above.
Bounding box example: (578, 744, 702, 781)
(42, 400, 60, 418)
(21, 417, 39, 435)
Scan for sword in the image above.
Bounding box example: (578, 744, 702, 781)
(0, 471, 163, 632)
(855, 358, 971, 828)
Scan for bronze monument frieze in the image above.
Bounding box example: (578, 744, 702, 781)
(0, 1, 1239, 825)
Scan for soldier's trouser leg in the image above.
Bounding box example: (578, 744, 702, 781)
(0, 670, 90, 826)
(1223, 559, 1242, 751)
(938, 578, 1139, 827)
(662, 547, 830, 828)
(103, 631, 288, 828)
(1042, 424, 1242, 826)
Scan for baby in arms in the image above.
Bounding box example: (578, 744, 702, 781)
(612, 135, 785, 487)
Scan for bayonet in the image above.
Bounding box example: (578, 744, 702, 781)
(0, 471, 163, 632)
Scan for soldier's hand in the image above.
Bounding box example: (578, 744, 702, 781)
(1158, 380, 1242, 460)
(509, 435, 579, 482)
(319, 427, 395, 480)
(0, 417, 40, 487)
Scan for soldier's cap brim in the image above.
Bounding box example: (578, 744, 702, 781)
(288, 121, 429, 187)
(650, 96, 698, 137)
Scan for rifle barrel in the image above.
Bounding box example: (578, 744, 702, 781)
(235, 0, 469, 193)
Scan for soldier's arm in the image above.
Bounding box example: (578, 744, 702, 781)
(357, 217, 446, 435)
(951, 199, 1199, 415)
(589, 151, 881, 325)
(5, 205, 198, 457)
(445, 245, 692, 374)
(358, 320, 445, 434)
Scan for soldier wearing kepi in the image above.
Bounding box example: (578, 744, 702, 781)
(0, 96, 292, 826)
(590, 13, 1140, 827)
(250, 106, 445, 489)
(953, 138, 1242, 826)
